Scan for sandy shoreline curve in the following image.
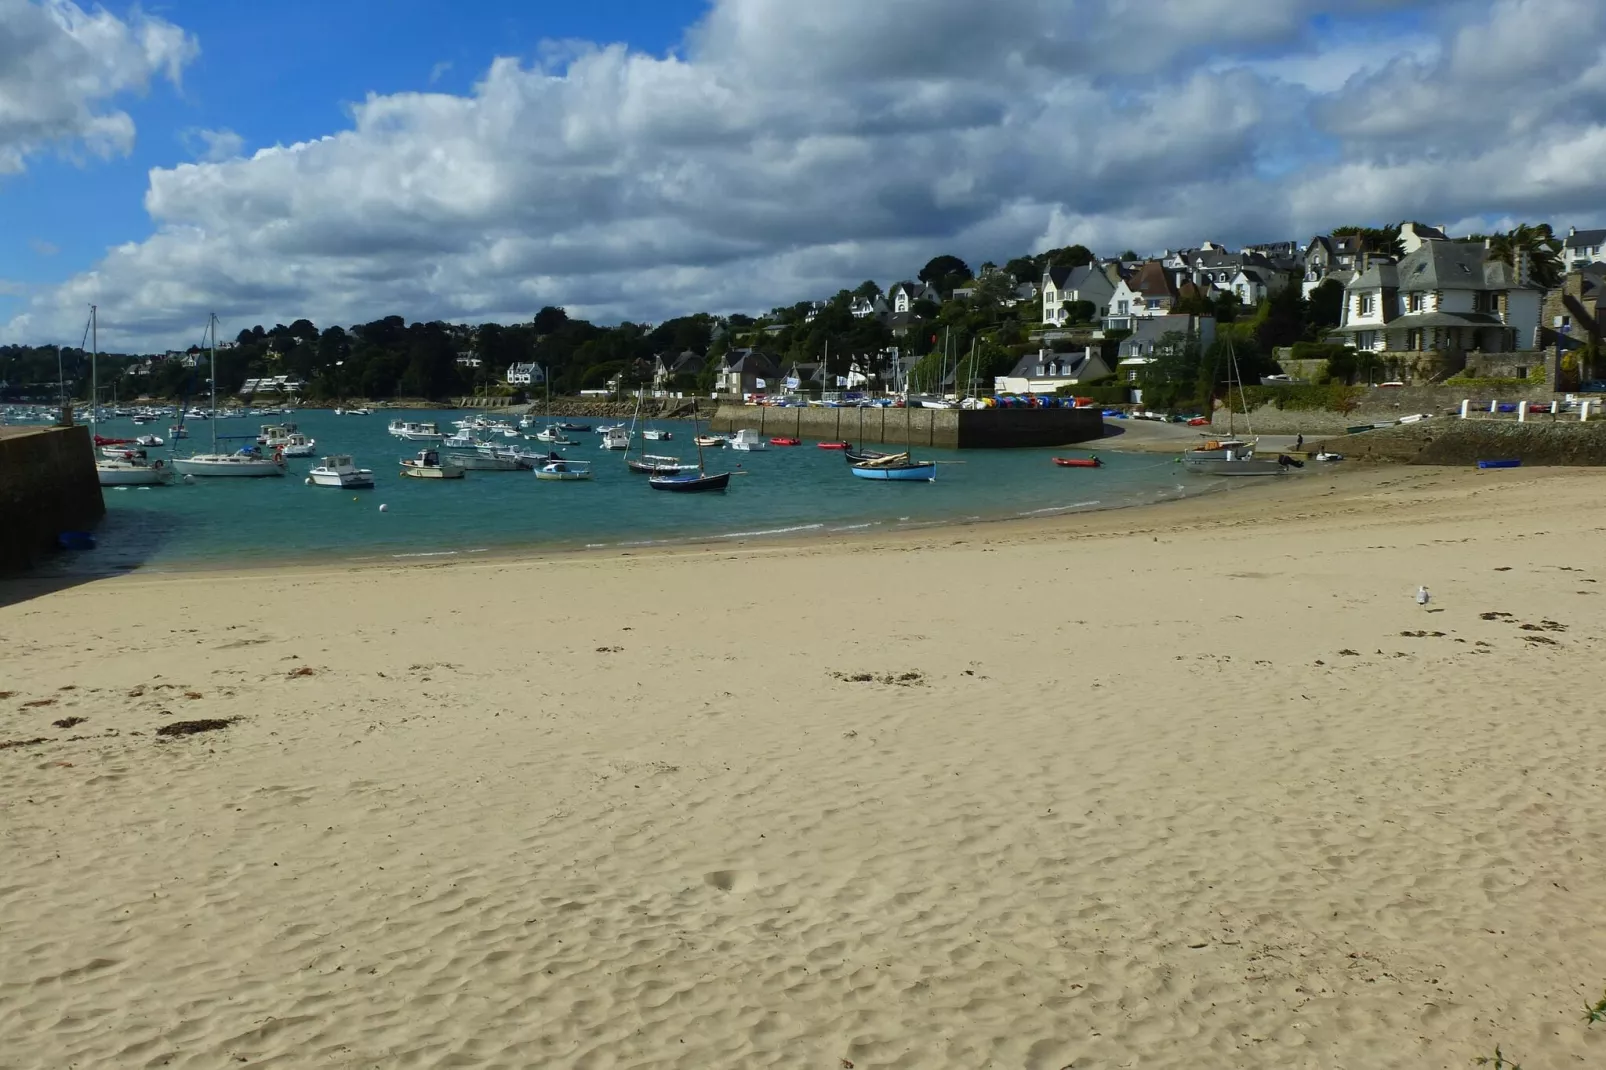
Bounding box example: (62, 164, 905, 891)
(4, 464, 1606, 1068)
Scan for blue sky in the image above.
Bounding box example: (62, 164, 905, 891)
(0, 0, 709, 326)
(4, 0, 1605, 349)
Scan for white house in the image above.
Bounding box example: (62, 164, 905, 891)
(455, 353, 483, 369)
(1335, 242, 1545, 354)
(1228, 265, 1287, 306)
(1040, 263, 1117, 325)
(1562, 227, 1606, 270)
(888, 281, 940, 314)
(1115, 315, 1218, 379)
(1397, 222, 1449, 254)
(506, 362, 545, 386)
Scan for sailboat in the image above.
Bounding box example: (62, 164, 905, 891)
(171, 315, 288, 477)
(90, 306, 175, 486)
(1181, 342, 1287, 477)
(649, 404, 730, 492)
(624, 389, 689, 474)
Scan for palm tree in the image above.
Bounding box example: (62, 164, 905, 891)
(1485, 223, 1563, 288)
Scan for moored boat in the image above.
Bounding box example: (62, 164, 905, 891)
(97, 457, 175, 486)
(649, 470, 731, 493)
(533, 459, 593, 481)
(280, 432, 317, 457)
(769, 437, 801, 446)
(849, 452, 936, 481)
(600, 427, 632, 450)
(1052, 456, 1102, 468)
(307, 455, 375, 488)
(818, 441, 850, 450)
(729, 429, 767, 451)
(399, 448, 465, 478)
(694, 434, 726, 448)
(627, 454, 690, 475)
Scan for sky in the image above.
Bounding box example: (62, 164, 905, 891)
(1, 0, 1604, 350)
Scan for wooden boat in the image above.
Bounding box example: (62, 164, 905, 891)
(849, 452, 936, 482)
(399, 448, 465, 479)
(694, 435, 725, 448)
(843, 448, 887, 464)
(1477, 459, 1522, 469)
(818, 442, 851, 450)
(650, 470, 731, 493)
(769, 437, 802, 446)
(1052, 456, 1102, 468)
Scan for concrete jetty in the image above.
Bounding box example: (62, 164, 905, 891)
(0, 426, 104, 571)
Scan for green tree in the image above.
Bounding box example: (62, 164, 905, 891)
(1479, 223, 1563, 288)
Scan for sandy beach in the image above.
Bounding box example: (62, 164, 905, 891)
(4, 465, 1606, 1069)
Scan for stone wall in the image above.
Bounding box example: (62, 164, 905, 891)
(1312, 419, 1606, 466)
(1212, 383, 1561, 435)
(0, 426, 105, 571)
(708, 405, 1103, 449)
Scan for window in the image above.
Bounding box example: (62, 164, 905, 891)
(1357, 331, 1377, 350)
(1146, 299, 1160, 310)
(1117, 300, 1129, 313)
(1407, 329, 1423, 350)
(1407, 292, 1423, 313)
(1358, 294, 1374, 315)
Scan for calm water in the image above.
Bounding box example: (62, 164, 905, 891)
(68, 408, 1216, 572)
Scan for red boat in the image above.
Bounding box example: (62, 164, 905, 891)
(769, 437, 802, 446)
(817, 442, 851, 450)
(1052, 457, 1102, 468)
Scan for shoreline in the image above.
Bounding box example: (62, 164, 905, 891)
(15, 463, 1561, 590)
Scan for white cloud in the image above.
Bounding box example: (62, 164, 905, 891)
(29, 238, 59, 256)
(0, 0, 198, 175)
(183, 127, 245, 162)
(5, 0, 1606, 349)
(428, 60, 452, 85)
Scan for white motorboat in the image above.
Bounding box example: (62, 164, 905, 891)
(397, 421, 446, 441)
(643, 429, 672, 441)
(442, 430, 482, 449)
(600, 427, 632, 450)
(307, 455, 374, 488)
(280, 432, 317, 457)
(729, 429, 768, 451)
(534, 427, 573, 444)
(134, 433, 164, 447)
(533, 459, 593, 481)
(168, 425, 189, 438)
(399, 448, 465, 478)
(258, 423, 298, 446)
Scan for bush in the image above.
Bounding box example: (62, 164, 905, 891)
(1056, 381, 1130, 404)
(1289, 341, 1353, 363)
(1226, 383, 1363, 413)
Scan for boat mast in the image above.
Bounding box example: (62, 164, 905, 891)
(90, 304, 97, 435)
(209, 314, 219, 453)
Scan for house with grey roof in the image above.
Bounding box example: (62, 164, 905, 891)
(1561, 226, 1606, 271)
(888, 281, 940, 314)
(995, 348, 1115, 395)
(716, 348, 780, 395)
(1398, 222, 1449, 254)
(1040, 263, 1117, 325)
(1334, 241, 1545, 356)
(1115, 314, 1218, 381)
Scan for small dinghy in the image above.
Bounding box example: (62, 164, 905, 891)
(1052, 456, 1102, 468)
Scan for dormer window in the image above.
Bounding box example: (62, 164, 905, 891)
(1407, 292, 1424, 312)
(1359, 294, 1374, 315)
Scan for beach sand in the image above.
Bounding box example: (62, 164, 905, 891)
(3, 465, 1605, 1069)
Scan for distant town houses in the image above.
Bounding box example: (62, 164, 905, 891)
(239, 374, 306, 396)
(1561, 226, 1606, 271)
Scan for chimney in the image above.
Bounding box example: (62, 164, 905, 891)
(1570, 225, 1578, 237)
(1514, 248, 1530, 287)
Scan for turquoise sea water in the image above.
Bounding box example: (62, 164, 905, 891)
(68, 409, 1215, 572)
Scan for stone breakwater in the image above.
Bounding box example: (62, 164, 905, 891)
(0, 426, 104, 571)
(1315, 419, 1606, 466)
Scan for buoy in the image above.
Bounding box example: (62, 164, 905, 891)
(379, 504, 388, 512)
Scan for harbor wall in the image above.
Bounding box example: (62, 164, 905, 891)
(707, 405, 1103, 449)
(0, 426, 104, 571)
(1313, 420, 1606, 466)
